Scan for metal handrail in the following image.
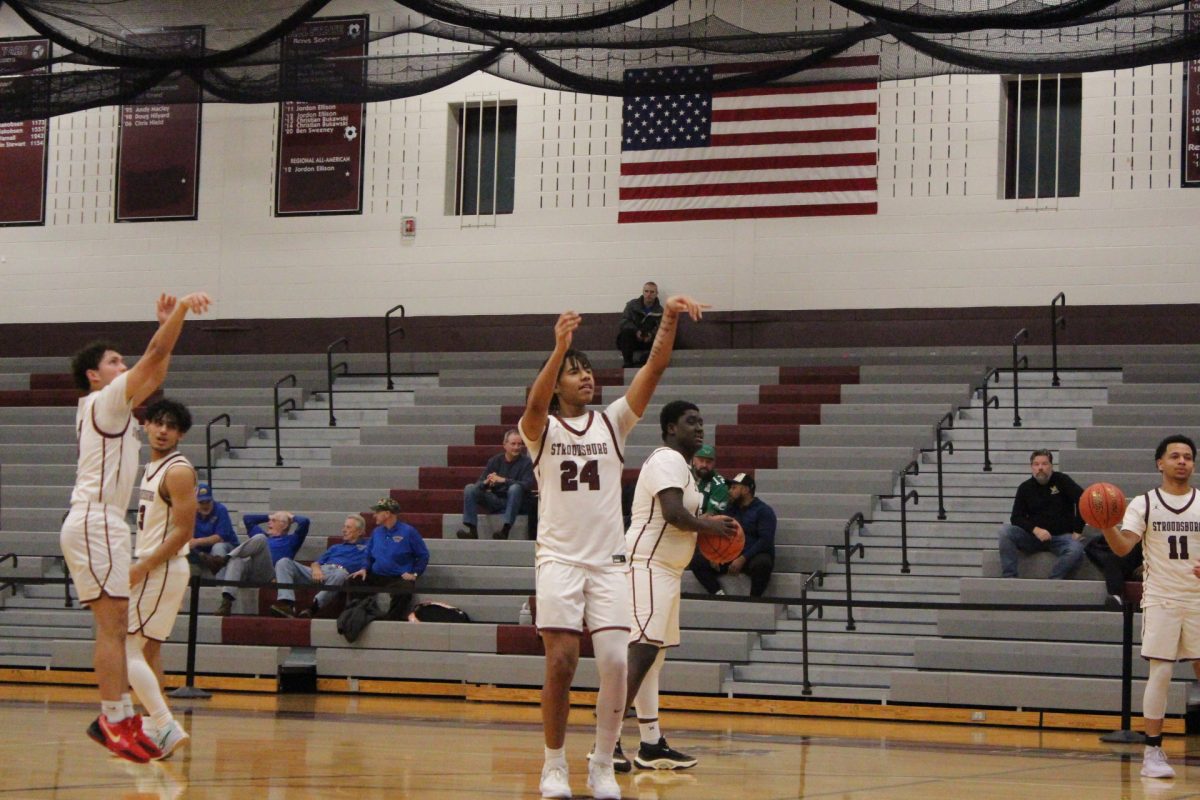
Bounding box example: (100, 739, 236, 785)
(833, 513, 866, 631)
(974, 369, 1002, 472)
(799, 569, 825, 696)
(204, 414, 231, 491)
(897, 461, 920, 574)
(273, 374, 298, 467)
(0, 552, 17, 598)
(934, 411, 955, 520)
(384, 304, 406, 390)
(1050, 292, 1066, 388)
(326, 337, 350, 427)
(1011, 327, 1030, 427)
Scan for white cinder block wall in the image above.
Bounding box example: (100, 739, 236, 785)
(1, 3, 1197, 325)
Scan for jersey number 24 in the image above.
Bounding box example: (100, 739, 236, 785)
(561, 460, 600, 491)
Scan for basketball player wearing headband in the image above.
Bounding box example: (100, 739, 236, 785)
(1099, 434, 1198, 780)
(520, 296, 707, 800)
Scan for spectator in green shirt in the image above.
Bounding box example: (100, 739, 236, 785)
(692, 444, 729, 514)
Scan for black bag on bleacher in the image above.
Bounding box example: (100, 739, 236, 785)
(337, 595, 382, 642)
(407, 601, 470, 623)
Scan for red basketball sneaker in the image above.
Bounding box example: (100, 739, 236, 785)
(88, 715, 153, 763)
(124, 715, 163, 760)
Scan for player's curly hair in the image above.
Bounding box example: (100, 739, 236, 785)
(548, 348, 593, 414)
(69, 340, 121, 393)
(144, 397, 193, 434)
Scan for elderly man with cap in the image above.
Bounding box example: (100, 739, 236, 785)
(350, 498, 430, 620)
(189, 482, 239, 574)
(688, 473, 776, 597)
(213, 509, 311, 616)
(691, 444, 729, 515)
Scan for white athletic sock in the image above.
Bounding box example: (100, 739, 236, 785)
(126, 635, 172, 730)
(590, 629, 628, 763)
(635, 649, 666, 743)
(121, 692, 135, 719)
(544, 746, 567, 766)
(101, 699, 127, 724)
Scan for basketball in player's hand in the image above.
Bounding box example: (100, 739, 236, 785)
(698, 518, 745, 564)
(1079, 482, 1126, 529)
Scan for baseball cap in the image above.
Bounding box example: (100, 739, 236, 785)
(729, 472, 755, 492)
(196, 483, 213, 502)
(695, 444, 716, 459)
(372, 497, 401, 513)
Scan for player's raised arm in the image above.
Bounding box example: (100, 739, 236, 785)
(124, 292, 212, 406)
(519, 311, 580, 443)
(626, 295, 708, 417)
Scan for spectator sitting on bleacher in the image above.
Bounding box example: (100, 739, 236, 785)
(688, 473, 776, 597)
(270, 515, 369, 618)
(616, 281, 664, 368)
(997, 449, 1085, 579)
(189, 482, 238, 574)
(213, 510, 310, 616)
(692, 444, 729, 514)
(350, 498, 430, 621)
(456, 428, 534, 540)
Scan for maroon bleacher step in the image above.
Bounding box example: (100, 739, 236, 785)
(29, 373, 76, 391)
(419, 466, 482, 490)
(497, 624, 594, 657)
(759, 384, 841, 403)
(389, 488, 461, 515)
(0, 389, 80, 407)
(736, 403, 821, 425)
(715, 424, 800, 447)
(222, 616, 311, 647)
(779, 366, 860, 385)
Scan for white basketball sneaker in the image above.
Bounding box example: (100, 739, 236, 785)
(152, 720, 190, 760)
(1141, 745, 1176, 779)
(587, 759, 622, 800)
(540, 761, 572, 799)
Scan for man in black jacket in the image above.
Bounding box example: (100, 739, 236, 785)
(616, 282, 664, 367)
(998, 449, 1086, 578)
(456, 428, 534, 539)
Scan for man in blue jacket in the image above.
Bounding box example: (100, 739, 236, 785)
(270, 515, 369, 618)
(189, 483, 239, 573)
(351, 498, 429, 620)
(213, 510, 310, 616)
(456, 428, 534, 540)
(688, 473, 776, 597)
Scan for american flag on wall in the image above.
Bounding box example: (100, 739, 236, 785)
(618, 57, 879, 224)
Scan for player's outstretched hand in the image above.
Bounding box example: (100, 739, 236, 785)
(704, 514, 740, 538)
(554, 311, 582, 349)
(180, 292, 212, 315)
(156, 293, 177, 324)
(664, 295, 710, 322)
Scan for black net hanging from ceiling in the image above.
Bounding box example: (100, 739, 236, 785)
(0, 0, 1197, 122)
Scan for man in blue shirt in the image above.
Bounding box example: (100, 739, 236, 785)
(213, 510, 310, 616)
(456, 428, 534, 540)
(270, 515, 369, 618)
(688, 473, 776, 597)
(189, 483, 239, 574)
(350, 498, 429, 620)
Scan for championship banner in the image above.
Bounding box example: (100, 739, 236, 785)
(1186, 1, 1200, 187)
(115, 27, 203, 222)
(0, 37, 50, 226)
(275, 15, 368, 216)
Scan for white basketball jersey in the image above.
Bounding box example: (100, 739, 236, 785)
(70, 371, 141, 509)
(524, 396, 639, 570)
(1123, 488, 1200, 608)
(626, 447, 704, 575)
(136, 451, 194, 559)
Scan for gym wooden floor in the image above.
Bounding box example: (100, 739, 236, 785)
(1, 685, 1196, 799)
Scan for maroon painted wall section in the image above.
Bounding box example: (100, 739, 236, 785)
(0, 304, 1197, 358)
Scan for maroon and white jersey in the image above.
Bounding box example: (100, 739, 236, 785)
(136, 451, 194, 559)
(523, 396, 639, 571)
(70, 371, 141, 509)
(626, 446, 704, 575)
(1123, 488, 1200, 609)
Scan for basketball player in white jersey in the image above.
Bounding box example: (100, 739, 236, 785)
(1100, 434, 1198, 779)
(521, 295, 707, 800)
(125, 397, 197, 759)
(63, 291, 210, 762)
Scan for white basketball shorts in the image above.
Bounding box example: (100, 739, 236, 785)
(60, 502, 131, 604)
(1141, 602, 1200, 661)
(628, 562, 682, 648)
(535, 560, 630, 634)
(129, 556, 190, 642)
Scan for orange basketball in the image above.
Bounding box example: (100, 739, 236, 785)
(1079, 482, 1126, 529)
(698, 518, 745, 564)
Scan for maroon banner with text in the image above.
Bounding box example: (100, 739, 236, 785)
(1186, 1, 1200, 187)
(275, 15, 368, 216)
(0, 37, 49, 226)
(115, 28, 203, 221)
